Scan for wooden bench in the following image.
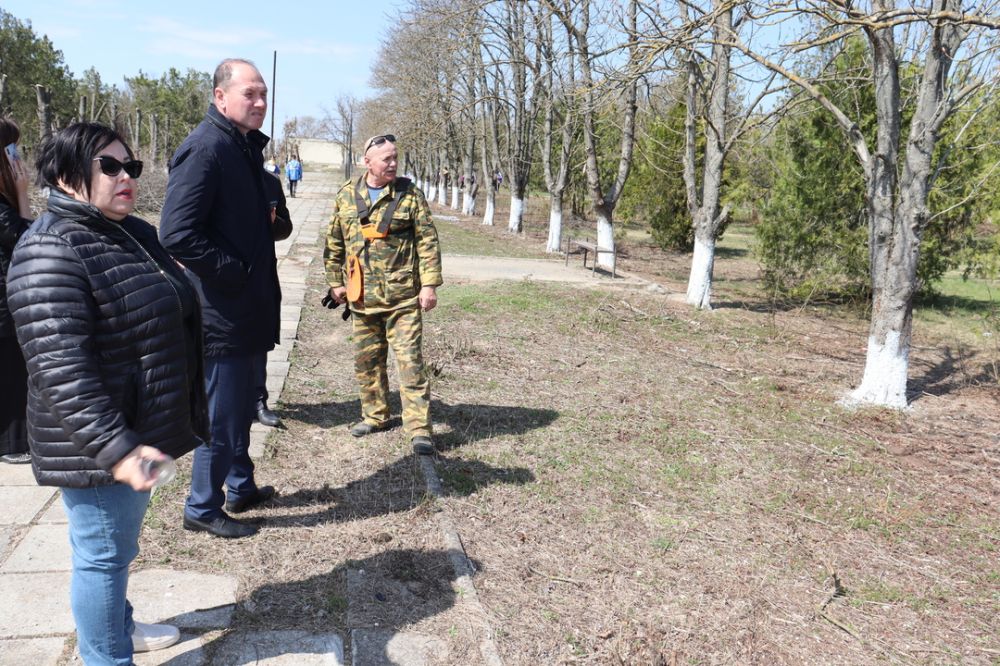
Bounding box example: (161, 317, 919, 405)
(565, 237, 617, 278)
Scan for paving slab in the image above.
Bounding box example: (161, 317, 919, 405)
(351, 628, 448, 666)
(0, 487, 58, 526)
(249, 430, 268, 458)
(0, 637, 66, 664)
(267, 361, 291, 379)
(210, 631, 344, 665)
(0, 523, 70, 572)
(0, 526, 13, 561)
(37, 499, 67, 524)
(0, 463, 36, 486)
(0, 572, 75, 635)
(129, 568, 237, 629)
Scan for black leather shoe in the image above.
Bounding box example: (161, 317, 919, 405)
(411, 436, 435, 456)
(183, 513, 258, 538)
(225, 486, 276, 514)
(350, 421, 390, 438)
(255, 403, 281, 428)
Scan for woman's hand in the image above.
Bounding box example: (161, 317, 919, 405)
(111, 445, 168, 492)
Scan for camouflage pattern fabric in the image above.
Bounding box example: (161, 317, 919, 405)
(324, 174, 442, 436)
(352, 305, 431, 437)
(324, 176, 442, 314)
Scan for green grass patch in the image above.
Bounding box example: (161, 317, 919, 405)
(435, 215, 546, 258)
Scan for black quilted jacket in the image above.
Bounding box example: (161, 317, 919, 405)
(0, 198, 33, 339)
(6, 191, 209, 488)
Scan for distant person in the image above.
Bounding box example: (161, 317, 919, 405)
(0, 117, 32, 465)
(324, 134, 442, 455)
(264, 157, 280, 176)
(7, 122, 206, 664)
(160, 58, 280, 539)
(285, 155, 302, 197)
(255, 169, 293, 428)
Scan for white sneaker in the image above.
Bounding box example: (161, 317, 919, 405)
(132, 621, 180, 652)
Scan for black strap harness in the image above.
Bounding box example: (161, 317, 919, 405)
(353, 176, 412, 268)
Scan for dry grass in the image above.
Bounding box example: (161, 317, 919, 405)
(140, 198, 1000, 665)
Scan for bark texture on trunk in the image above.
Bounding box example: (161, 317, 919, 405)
(682, 1, 731, 310)
(846, 0, 967, 408)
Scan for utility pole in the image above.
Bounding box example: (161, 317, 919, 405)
(270, 50, 277, 157)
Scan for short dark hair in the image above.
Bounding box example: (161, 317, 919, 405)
(213, 58, 258, 90)
(0, 117, 21, 207)
(35, 122, 133, 197)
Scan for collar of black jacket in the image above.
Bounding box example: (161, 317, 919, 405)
(46, 188, 138, 229)
(204, 104, 270, 153)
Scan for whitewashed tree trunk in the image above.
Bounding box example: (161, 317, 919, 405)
(450, 185, 460, 209)
(682, 0, 730, 311)
(686, 235, 716, 309)
(508, 196, 525, 233)
(482, 194, 496, 226)
(546, 191, 564, 253)
(436, 177, 447, 205)
(596, 209, 615, 268)
(850, 328, 910, 408)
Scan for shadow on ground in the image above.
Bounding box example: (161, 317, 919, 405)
(157, 548, 477, 664)
(262, 453, 534, 527)
(908, 345, 998, 401)
(280, 396, 559, 451)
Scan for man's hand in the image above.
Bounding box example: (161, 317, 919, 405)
(331, 286, 347, 304)
(419, 286, 437, 312)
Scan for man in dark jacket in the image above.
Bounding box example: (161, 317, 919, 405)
(160, 58, 279, 538)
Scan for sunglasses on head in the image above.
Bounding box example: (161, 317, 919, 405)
(93, 155, 143, 179)
(364, 134, 396, 152)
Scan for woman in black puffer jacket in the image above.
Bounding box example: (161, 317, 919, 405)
(6, 123, 209, 665)
(0, 117, 34, 465)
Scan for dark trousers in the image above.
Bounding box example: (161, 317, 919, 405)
(185, 353, 265, 520)
(256, 358, 268, 408)
(0, 336, 28, 456)
(288, 179, 299, 197)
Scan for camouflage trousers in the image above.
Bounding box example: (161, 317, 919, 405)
(352, 305, 431, 438)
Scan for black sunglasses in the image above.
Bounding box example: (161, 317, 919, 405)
(364, 134, 396, 152)
(93, 155, 143, 179)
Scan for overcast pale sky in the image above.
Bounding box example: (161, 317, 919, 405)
(2, 0, 403, 137)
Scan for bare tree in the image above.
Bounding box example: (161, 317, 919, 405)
(538, 6, 578, 252)
(325, 95, 360, 180)
(549, 0, 640, 268)
(729, 0, 1000, 406)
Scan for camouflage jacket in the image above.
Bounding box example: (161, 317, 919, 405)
(324, 175, 442, 313)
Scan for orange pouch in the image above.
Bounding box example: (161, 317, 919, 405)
(346, 254, 363, 303)
(361, 225, 389, 241)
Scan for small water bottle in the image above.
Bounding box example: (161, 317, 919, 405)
(140, 455, 177, 487)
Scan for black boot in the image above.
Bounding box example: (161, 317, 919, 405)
(255, 401, 281, 428)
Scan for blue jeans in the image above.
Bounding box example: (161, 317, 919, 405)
(62, 484, 149, 666)
(185, 353, 264, 520)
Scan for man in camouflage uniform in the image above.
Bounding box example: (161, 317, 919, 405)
(324, 134, 442, 455)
